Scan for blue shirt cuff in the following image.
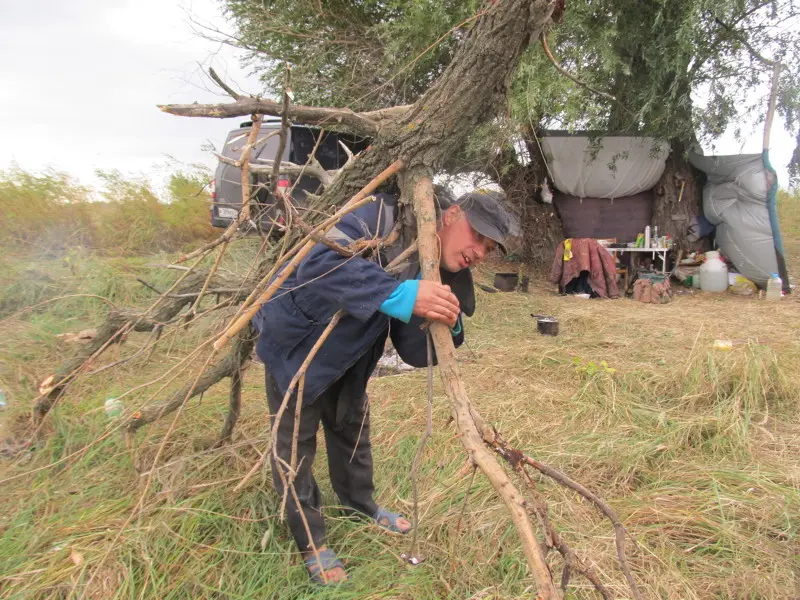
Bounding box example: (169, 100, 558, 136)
(379, 280, 419, 323)
(450, 314, 462, 336)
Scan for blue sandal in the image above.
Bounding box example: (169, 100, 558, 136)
(304, 548, 345, 585)
(373, 507, 413, 534)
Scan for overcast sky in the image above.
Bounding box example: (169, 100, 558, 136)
(0, 0, 795, 191)
(0, 0, 262, 189)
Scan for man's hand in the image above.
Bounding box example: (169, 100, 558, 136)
(413, 281, 460, 327)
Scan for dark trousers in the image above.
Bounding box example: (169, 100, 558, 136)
(265, 370, 378, 552)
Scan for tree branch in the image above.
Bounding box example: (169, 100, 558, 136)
(212, 158, 404, 351)
(540, 33, 630, 112)
(126, 326, 256, 434)
(409, 170, 559, 600)
(207, 67, 241, 101)
(714, 17, 776, 67)
(158, 98, 380, 138)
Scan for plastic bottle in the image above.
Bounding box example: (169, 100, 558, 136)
(766, 273, 783, 300)
(104, 398, 124, 419)
(699, 251, 729, 292)
(644, 226, 651, 250)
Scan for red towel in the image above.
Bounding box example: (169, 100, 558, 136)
(550, 238, 620, 299)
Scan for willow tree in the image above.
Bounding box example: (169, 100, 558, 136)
(219, 0, 800, 255)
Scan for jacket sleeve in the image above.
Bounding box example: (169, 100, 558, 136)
(390, 315, 465, 368)
(294, 195, 401, 322)
(390, 267, 472, 368)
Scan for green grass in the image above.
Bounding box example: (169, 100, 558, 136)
(0, 194, 799, 598)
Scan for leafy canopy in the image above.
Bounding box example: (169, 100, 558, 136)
(220, 0, 800, 181)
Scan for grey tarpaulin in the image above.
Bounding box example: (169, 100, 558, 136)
(541, 133, 669, 198)
(689, 152, 781, 288)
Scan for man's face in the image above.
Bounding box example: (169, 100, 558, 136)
(438, 205, 498, 272)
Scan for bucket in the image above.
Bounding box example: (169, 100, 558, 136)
(531, 314, 559, 336)
(494, 272, 519, 292)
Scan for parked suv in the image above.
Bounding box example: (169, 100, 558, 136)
(210, 118, 370, 229)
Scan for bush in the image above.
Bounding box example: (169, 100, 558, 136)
(0, 166, 217, 256)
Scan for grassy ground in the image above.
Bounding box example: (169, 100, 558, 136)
(0, 197, 798, 599)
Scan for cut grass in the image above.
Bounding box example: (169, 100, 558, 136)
(0, 196, 799, 599)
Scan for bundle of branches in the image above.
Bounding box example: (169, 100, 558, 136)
(23, 2, 644, 598)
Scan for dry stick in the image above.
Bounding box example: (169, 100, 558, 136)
(217, 335, 246, 445)
(234, 311, 344, 493)
(1, 331, 217, 486)
(410, 172, 559, 600)
(159, 97, 379, 138)
(522, 455, 642, 600)
(449, 463, 478, 575)
(32, 320, 134, 421)
(35, 249, 217, 420)
(285, 465, 328, 585)
(187, 239, 231, 319)
(278, 370, 307, 519)
(409, 332, 434, 558)
(514, 463, 613, 599)
(214, 159, 404, 351)
(289, 374, 305, 474)
(208, 66, 241, 101)
(287, 126, 326, 200)
(222, 181, 398, 332)
(186, 114, 262, 317)
(84, 325, 163, 377)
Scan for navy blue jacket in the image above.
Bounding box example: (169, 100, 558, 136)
(253, 193, 474, 405)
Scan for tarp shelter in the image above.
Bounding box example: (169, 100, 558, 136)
(542, 132, 789, 291)
(689, 151, 789, 289)
(541, 133, 669, 243)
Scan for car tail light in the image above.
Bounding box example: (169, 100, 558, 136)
(210, 178, 216, 200)
(276, 176, 290, 192)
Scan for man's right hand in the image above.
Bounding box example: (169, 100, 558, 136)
(413, 281, 460, 327)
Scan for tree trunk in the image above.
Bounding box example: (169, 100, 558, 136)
(322, 0, 555, 210)
(651, 139, 707, 253)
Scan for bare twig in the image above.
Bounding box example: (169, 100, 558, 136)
(449, 463, 477, 574)
(519, 452, 643, 600)
(208, 66, 241, 101)
(234, 311, 343, 493)
(216, 332, 250, 445)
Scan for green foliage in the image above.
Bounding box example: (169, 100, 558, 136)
(222, 0, 478, 110)
(221, 0, 800, 183)
(0, 166, 216, 257)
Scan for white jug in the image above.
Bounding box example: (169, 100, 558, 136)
(699, 251, 728, 293)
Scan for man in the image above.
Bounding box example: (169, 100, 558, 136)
(253, 189, 516, 584)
